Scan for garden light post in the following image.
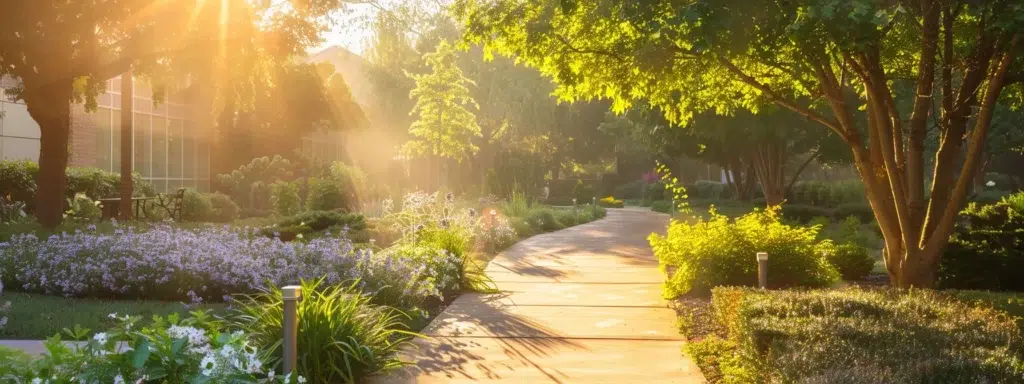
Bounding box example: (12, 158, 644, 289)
(573, 198, 577, 215)
(756, 252, 768, 289)
(282, 285, 302, 374)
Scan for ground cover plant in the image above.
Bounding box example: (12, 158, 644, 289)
(683, 287, 1024, 383)
(0, 310, 310, 383)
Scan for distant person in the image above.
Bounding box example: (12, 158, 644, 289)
(542, 184, 550, 200)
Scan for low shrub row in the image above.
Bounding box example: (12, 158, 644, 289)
(940, 192, 1024, 291)
(780, 202, 875, 223)
(685, 287, 1024, 383)
(650, 200, 673, 213)
(507, 205, 607, 239)
(0, 160, 155, 212)
(787, 179, 866, 207)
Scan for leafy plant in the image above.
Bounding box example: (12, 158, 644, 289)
(64, 193, 102, 221)
(270, 180, 302, 217)
(940, 192, 1024, 291)
(820, 241, 875, 281)
(650, 200, 673, 213)
(207, 192, 240, 223)
(230, 279, 412, 383)
(649, 207, 839, 297)
(305, 177, 346, 211)
(599, 196, 624, 208)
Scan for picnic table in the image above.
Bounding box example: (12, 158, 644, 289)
(98, 196, 155, 220)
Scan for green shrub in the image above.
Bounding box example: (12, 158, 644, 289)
(821, 242, 875, 280)
(306, 177, 346, 211)
(0, 160, 37, 207)
(216, 155, 296, 210)
(180, 189, 213, 222)
(0, 161, 154, 213)
(940, 192, 1024, 291)
(207, 192, 239, 222)
(692, 287, 1024, 383)
(270, 180, 301, 216)
(572, 180, 596, 204)
(553, 209, 579, 227)
(613, 180, 646, 200)
(780, 203, 833, 223)
(690, 180, 726, 200)
(526, 208, 563, 232)
(63, 193, 102, 221)
(648, 207, 839, 297)
(643, 181, 669, 203)
(788, 179, 866, 207)
(509, 218, 535, 238)
(501, 190, 532, 217)
(247, 180, 271, 211)
(832, 202, 875, 223)
(542, 197, 575, 206)
(230, 279, 411, 383)
(650, 200, 673, 213)
(267, 210, 367, 240)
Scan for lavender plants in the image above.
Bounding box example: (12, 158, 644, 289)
(0, 223, 445, 309)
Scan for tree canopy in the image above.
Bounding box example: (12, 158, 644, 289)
(455, 0, 1024, 288)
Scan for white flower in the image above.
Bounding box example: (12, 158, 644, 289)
(200, 352, 218, 376)
(31, 379, 42, 384)
(92, 332, 108, 345)
(987, 180, 996, 187)
(283, 373, 291, 383)
(108, 312, 118, 319)
(297, 376, 307, 383)
(113, 375, 125, 384)
(295, 233, 304, 239)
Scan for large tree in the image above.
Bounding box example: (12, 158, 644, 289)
(0, 0, 344, 228)
(456, 0, 1024, 288)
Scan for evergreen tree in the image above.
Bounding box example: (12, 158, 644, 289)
(403, 41, 482, 163)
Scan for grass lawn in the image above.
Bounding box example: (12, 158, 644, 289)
(0, 292, 226, 339)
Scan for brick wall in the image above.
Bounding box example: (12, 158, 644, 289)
(68, 103, 96, 167)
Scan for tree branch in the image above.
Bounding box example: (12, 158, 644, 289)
(554, 34, 625, 62)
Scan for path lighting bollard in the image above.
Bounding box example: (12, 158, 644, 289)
(756, 252, 768, 289)
(282, 285, 302, 374)
(592, 196, 596, 206)
(573, 198, 578, 215)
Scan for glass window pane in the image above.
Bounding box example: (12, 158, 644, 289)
(150, 179, 167, 194)
(182, 123, 196, 179)
(198, 179, 210, 193)
(167, 179, 183, 193)
(168, 119, 183, 178)
(134, 113, 151, 177)
(198, 141, 210, 181)
(152, 116, 167, 179)
(94, 108, 112, 171)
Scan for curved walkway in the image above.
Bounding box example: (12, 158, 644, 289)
(370, 208, 705, 383)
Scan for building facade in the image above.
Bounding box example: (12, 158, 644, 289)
(2, 75, 214, 193)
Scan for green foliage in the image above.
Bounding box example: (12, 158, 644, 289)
(940, 192, 1024, 291)
(500, 190, 532, 217)
(780, 204, 834, 223)
(650, 200, 673, 214)
(571, 180, 596, 204)
(689, 181, 727, 200)
(207, 192, 240, 223)
(526, 208, 562, 232)
(613, 180, 647, 200)
(229, 279, 412, 383)
(402, 41, 482, 162)
(270, 180, 302, 217)
(648, 207, 839, 297)
(265, 211, 367, 241)
(216, 156, 297, 210)
(655, 161, 690, 213)
(820, 241, 875, 281)
(788, 180, 866, 207)
(180, 189, 213, 222)
(305, 177, 346, 211)
(64, 193, 102, 222)
(330, 162, 370, 208)
(690, 287, 1024, 383)
(0, 161, 154, 213)
(0, 291, 224, 339)
(832, 203, 875, 223)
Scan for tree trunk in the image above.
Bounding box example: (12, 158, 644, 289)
(120, 72, 135, 219)
(752, 143, 786, 206)
(29, 86, 74, 229)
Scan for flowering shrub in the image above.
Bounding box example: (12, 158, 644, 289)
(0, 311, 308, 383)
(599, 196, 624, 208)
(0, 224, 442, 309)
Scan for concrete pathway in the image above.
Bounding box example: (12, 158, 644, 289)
(370, 208, 705, 383)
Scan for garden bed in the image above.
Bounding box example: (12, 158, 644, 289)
(679, 287, 1024, 383)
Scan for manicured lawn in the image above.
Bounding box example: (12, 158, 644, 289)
(0, 292, 226, 339)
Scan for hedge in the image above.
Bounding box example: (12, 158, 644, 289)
(939, 192, 1024, 291)
(0, 161, 154, 211)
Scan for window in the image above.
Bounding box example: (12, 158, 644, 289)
(134, 113, 151, 177)
(151, 116, 167, 178)
(94, 108, 112, 170)
(168, 119, 183, 178)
